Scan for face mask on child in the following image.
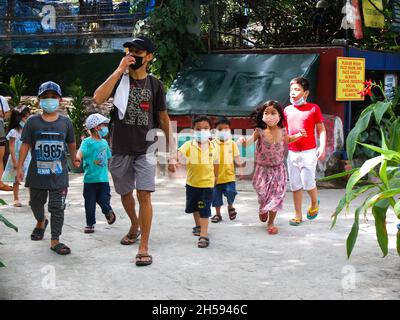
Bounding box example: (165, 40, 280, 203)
(290, 95, 307, 106)
(19, 121, 25, 128)
(263, 114, 280, 127)
(217, 130, 231, 141)
(194, 130, 211, 143)
(98, 126, 109, 138)
(40, 99, 59, 113)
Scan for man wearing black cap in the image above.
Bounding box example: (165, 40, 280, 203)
(93, 35, 176, 267)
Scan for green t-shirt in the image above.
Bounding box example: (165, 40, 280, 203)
(79, 137, 111, 183)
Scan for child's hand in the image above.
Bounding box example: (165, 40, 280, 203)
(16, 169, 24, 185)
(298, 129, 307, 138)
(73, 159, 81, 168)
(236, 136, 246, 145)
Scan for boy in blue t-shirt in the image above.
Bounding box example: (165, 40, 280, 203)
(75, 113, 116, 233)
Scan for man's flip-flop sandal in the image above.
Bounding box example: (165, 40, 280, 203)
(51, 243, 71, 255)
(289, 218, 303, 226)
(135, 253, 153, 267)
(120, 230, 141, 245)
(211, 215, 222, 223)
(192, 226, 201, 236)
(105, 211, 116, 225)
(307, 199, 320, 220)
(31, 219, 49, 241)
(228, 208, 237, 220)
(198, 236, 210, 248)
(259, 212, 268, 223)
(267, 226, 279, 235)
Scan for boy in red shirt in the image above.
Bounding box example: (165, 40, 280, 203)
(284, 77, 326, 226)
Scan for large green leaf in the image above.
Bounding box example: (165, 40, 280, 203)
(388, 118, 400, 152)
(379, 160, 388, 188)
(318, 168, 358, 182)
(331, 185, 376, 229)
(357, 143, 400, 161)
(346, 110, 372, 161)
(0, 214, 18, 232)
(371, 200, 389, 257)
(394, 200, 400, 219)
(347, 207, 361, 259)
(373, 101, 392, 124)
(345, 155, 384, 202)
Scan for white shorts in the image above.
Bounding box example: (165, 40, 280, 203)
(287, 149, 317, 191)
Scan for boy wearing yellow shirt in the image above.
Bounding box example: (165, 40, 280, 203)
(178, 116, 219, 248)
(211, 117, 242, 223)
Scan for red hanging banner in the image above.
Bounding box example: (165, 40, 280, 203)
(352, 0, 364, 39)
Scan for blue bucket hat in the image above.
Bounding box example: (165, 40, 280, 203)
(38, 81, 62, 97)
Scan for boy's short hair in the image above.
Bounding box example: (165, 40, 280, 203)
(290, 77, 310, 91)
(192, 115, 212, 128)
(215, 117, 231, 128)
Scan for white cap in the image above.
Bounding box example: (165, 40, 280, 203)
(85, 113, 110, 130)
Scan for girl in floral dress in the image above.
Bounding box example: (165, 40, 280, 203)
(2, 107, 31, 207)
(238, 101, 306, 234)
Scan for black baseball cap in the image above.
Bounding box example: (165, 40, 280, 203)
(123, 36, 156, 53)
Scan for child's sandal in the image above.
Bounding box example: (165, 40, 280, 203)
(307, 199, 320, 220)
(289, 217, 303, 226)
(228, 208, 237, 220)
(198, 236, 210, 248)
(267, 226, 279, 235)
(192, 226, 201, 236)
(259, 212, 268, 223)
(211, 215, 222, 223)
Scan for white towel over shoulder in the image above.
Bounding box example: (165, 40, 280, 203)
(113, 73, 130, 120)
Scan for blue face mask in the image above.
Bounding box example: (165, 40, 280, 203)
(19, 121, 25, 128)
(98, 126, 109, 138)
(290, 95, 307, 106)
(194, 130, 211, 143)
(217, 130, 231, 141)
(40, 99, 59, 113)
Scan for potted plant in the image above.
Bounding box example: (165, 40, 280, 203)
(320, 80, 400, 258)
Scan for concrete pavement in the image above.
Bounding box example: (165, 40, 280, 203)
(0, 173, 399, 300)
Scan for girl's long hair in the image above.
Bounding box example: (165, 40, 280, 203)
(250, 100, 285, 129)
(8, 106, 31, 131)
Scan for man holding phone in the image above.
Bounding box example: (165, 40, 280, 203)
(93, 36, 176, 266)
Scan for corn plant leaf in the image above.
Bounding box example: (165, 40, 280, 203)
(357, 143, 400, 161)
(388, 118, 400, 153)
(346, 155, 384, 202)
(346, 110, 372, 161)
(394, 200, 400, 219)
(373, 101, 391, 124)
(347, 207, 361, 259)
(0, 261, 5, 268)
(371, 200, 389, 257)
(379, 160, 388, 188)
(318, 168, 358, 182)
(0, 199, 6, 205)
(331, 185, 375, 229)
(0, 214, 18, 232)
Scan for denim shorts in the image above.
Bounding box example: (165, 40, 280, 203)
(185, 185, 213, 218)
(212, 181, 237, 207)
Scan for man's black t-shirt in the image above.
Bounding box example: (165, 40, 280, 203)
(110, 75, 167, 155)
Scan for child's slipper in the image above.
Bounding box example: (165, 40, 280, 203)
(105, 211, 116, 225)
(228, 208, 237, 220)
(211, 215, 222, 223)
(50, 243, 71, 255)
(84, 226, 95, 234)
(267, 226, 279, 235)
(120, 230, 141, 245)
(307, 199, 320, 220)
(259, 212, 268, 223)
(198, 236, 210, 248)
(192, 226, 201, 236)
(289, 217, 303, 226)
(135, 253, 153, 267)
(13, 201, 23, 207)
(30, 219, 49, 241)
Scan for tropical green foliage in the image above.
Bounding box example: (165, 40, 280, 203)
(320, 82, 400, 258)
(0, 199, 18, 267)
(0, 74, 28, 107)
(66, 78, 88, 148)
(134, 0, 204, 88)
